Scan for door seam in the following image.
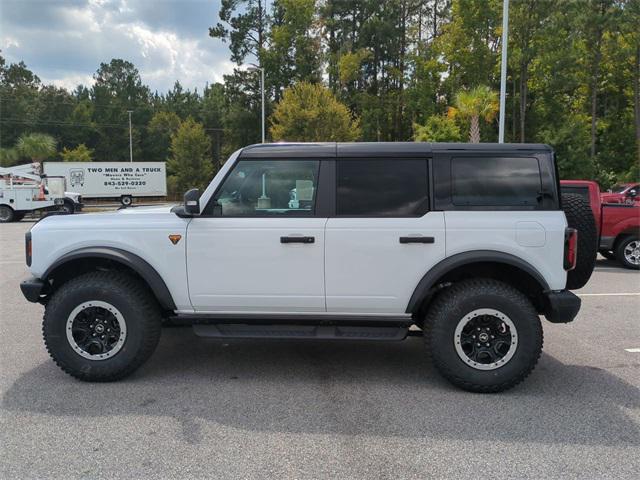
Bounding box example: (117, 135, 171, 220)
(323, 217, 329, 312)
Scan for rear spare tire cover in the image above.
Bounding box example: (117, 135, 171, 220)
(562, 193, 597, 289)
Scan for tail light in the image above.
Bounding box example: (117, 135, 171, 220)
(564, 228, 577, 271)
(25, 232, 32, 267)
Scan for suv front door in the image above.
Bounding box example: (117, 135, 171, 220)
(187, 158, 327, 313)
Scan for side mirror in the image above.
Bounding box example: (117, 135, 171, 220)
(628, 189, 637, 197)
(184, 188, 200, 215)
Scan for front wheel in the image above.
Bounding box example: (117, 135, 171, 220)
(616, 236, 640, 270)
(424, 279, 543, 393)
(120, 195, 133, 206)
(43, 271, 162, 381)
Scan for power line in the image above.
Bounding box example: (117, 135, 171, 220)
(0, 118, 224, 132)
(0, 93, 245, 113)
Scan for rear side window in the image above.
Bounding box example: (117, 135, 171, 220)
(451, 156, 542, 206)
(337, 158, 429, 216)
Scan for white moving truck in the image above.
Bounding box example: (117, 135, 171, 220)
(43, 162, 167, 206)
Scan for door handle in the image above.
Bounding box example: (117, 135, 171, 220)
(399, 236, 435, 244)
(281, 236, 315, 244)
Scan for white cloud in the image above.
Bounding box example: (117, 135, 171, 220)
(0, 0, 234, 92)
(50, 74, 96, 91)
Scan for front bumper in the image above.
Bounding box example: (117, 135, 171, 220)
(20, 276, 45, 303)
(543, 290, 581, 323)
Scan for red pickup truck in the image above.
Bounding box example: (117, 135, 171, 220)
(561, 180, 640, 269)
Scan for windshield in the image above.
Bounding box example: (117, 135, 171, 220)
(610, 184, 630, 193)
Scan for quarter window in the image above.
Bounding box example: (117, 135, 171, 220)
(337, 159, 429, 216)
(213, 160, 320, 216)
(451, 157, 542, 206)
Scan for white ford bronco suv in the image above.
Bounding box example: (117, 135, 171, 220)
(20, 143, 596, 392)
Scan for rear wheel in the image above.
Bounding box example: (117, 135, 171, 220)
(0, 205, 15, 222)
(120, 195, 133, 207)
(615, 236, 640, 270)
(424, 279, 543, 393)
(43, 271, 162, 381)
(562, 193, 597, 289)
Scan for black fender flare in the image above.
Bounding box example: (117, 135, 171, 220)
(43, 247, 176, 311)
(405, 250, 550, 314)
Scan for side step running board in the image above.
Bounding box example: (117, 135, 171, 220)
(193, 324, 409, 341)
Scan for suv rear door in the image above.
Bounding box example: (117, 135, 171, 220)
(325, 154, 446, 314)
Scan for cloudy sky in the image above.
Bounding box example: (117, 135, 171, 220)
(1, 0, 237, 93)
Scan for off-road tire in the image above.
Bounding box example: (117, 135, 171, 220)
(424, 279, 543, 393)
(562, 193, 597, 289)
(43, 271, 162, 381)
(0, 205, 15, 223)
(615, 236, 640, 270)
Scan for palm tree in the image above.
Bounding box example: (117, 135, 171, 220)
(452, 86, 499, 143)
(16, 133, 57, 163)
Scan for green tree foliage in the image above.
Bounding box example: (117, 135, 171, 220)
(266, 0, 322, 97)
(61, 144, 94, 162)
(270, 82, 360, 141)
(452, 86, 499, 143)
(147, 111, 182, 161)
(16, 133, 56, 162)
(1, 0, 638, 186)
(0, 148, 19, 167)
(91, 59, 151, 162)
(414, 115, 462, 142)
(167, 117, 213, 193)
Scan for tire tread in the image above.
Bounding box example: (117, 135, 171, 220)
(562, 193, 597, 289)
(424, 279, 543, 393)
(43, 270, 161, 382)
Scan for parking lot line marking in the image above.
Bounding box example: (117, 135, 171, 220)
(578, 293, 640, 297)
(625, 348, 640, 353)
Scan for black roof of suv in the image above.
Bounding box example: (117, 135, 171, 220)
(240, 142, 553, 158)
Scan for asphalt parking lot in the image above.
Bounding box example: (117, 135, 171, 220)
(1, 219, 639, 479)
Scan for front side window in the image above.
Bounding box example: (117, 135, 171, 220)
(213, 159, 319, 216)
(452, 156, 542, 207)
(337, 158, 429, 216)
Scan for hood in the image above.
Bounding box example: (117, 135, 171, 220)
(32, 203, 183, 231)
(117, 204, 177, 214)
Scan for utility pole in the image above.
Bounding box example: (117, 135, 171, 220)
(260, 67, 265, 143)
(127, 110, 133, 162)
(498, 0, 509, 143)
